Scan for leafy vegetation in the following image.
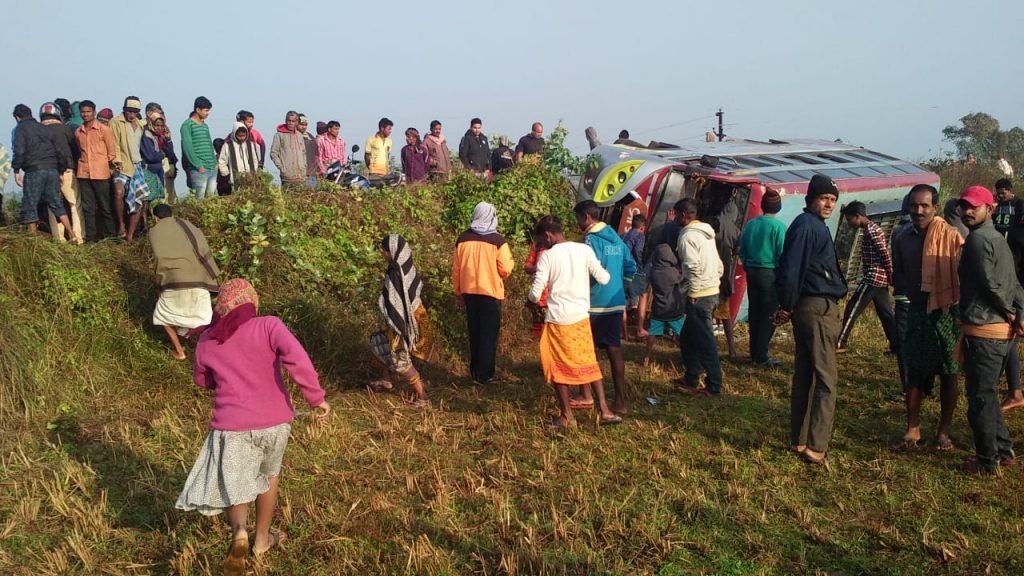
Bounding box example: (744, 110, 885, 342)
(1, 142, 1023, 575)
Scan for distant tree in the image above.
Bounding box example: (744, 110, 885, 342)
(942, 112, 1024, 169)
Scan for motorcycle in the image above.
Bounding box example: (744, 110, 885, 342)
(324, 145, 370, 189)
(324, 144, 406, 189)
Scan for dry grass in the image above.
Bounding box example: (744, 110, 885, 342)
(3, 196, 1024, 575)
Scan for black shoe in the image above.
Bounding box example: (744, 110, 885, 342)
(887, 390, 906, 403)
(753, 358, 782, 367)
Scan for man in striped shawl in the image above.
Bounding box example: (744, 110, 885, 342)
(218, 123, 260, 190)
(369, 234, 434, 407)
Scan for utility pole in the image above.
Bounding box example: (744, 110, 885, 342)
(716, 108, 725, 142)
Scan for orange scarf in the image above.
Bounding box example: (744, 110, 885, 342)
(920, 217, 964, 313)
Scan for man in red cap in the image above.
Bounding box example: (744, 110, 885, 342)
(957, 185, 1024, 474)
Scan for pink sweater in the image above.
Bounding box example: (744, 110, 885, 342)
(193, 316, 325, 431)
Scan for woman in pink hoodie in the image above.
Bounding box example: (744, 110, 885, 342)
(175, 278, 330, 575)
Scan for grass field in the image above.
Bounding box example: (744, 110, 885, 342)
(3, 183, 1024, 575)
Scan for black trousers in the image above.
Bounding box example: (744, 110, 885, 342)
(837, 283, 897, 351)
(464, 294, 502, 383)
(78, 178, 115, 241)
(745, 267, 779, 363)
(963, 336, 1015, 472)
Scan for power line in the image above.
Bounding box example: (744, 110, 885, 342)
(634, 113, 716, 136)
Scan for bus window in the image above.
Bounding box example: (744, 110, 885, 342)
(785, 154, 825, 165)
(821, 168, 858, 179)
(847, 166, 887, 177)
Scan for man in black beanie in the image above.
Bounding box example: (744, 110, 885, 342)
(774, 174, 848, 464)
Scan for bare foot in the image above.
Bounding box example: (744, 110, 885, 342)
(935, 434, 954, 451)
(1001, 394, 1024, 412)
(252, 530, 286, 556)
(790, 444, 806, 453)
(611, 402, 628, 417)
(548, 415, 573, 431)
(169, 349, 187, 361)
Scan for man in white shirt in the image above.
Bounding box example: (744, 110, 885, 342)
(528, 215, 622, 429)
(997, 154, 1014, 178)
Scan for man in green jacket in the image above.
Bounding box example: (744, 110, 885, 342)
(738, 189, 787, 366)
(180, 96, 216, 199)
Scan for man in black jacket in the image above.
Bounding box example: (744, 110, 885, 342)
(957, 185, 1024, 474)
(458, 118, 491, 178)
(774, 174, 848, 465)
(39, 102, 84, 244)
(11, 104, 77, 241)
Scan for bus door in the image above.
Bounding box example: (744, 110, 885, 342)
(685, 171, 759, 324)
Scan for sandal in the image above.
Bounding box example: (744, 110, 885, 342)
(568, 399, 594, 410)
(223, 535, 249, 576)
(252, 530, 286, 556)
(890, 436, 920, 452)
(599, 415, 623, 426)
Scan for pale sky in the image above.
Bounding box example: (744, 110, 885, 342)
(3, 0, 1022, 193)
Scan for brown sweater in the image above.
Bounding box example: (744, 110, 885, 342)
(149, 217, 220, 291)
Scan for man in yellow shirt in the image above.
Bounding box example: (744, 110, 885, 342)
(365, 118, 393, 176)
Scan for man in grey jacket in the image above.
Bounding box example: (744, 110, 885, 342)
(270, 111, 307, 188)
(674, 198, 725, 397)
(957, 185, 1024, 475)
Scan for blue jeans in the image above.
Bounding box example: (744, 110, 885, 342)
(189, 169, 218, 199)
(680, 294, 722, 394)
(21, 168, 66, 223)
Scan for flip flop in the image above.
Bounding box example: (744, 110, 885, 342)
(223, 535, 249, 576)
(801, 449, 828, 466)
(252, 530, 286, 556)
(599, 415, 623, 426)
(568, 399, 594, 410)
(890, 437, 920, 451)
(367, 380, 393, 392)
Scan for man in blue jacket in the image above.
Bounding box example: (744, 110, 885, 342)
(574, 200, 637, 415)
(775, 174, 848, 465)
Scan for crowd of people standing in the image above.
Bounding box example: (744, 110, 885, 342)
(1, 95, 549, 244)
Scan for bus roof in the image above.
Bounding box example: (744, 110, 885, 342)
(608, 138, 931, 184)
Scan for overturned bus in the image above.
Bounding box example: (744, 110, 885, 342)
(576, 137, 939, 322)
